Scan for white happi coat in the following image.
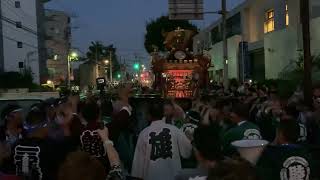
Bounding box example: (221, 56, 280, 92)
(131, 120, 192, 180)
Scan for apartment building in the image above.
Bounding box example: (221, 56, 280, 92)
(45, 9, 71, 85)
(194, 0, 320, 81)
(0, 0, 48, 84)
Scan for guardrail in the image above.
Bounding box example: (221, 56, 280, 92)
(0, 92, 59, 100)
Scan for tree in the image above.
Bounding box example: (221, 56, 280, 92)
(144, 16, 198, 54)
(277, 54, 320, 98)
(105, 44, 120, 77)
(86, 41, 108, 62)
(280, 54, 320, 82)
(86, 41, 120, 77)
(0, 69, 34, 89)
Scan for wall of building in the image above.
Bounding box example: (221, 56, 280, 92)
(310, 17, 320, 55)
(79, 63, 95, 89)
(242, 0, 272, 43)
(45, 10, 71, 85)
(36, 0, 48, 84)
(195, 0, 320, 81)
(264, 16, 320, 79)
(193, 30, 210, 55)
(0, 2, 4, 72)
(209, 35, 242, 80)
(0, 0, 40, 83)
(241, 0, 287, 43)
(264, 27, 299, 79)
(79, 62, 104, 89)
(311, 0, 320, 18)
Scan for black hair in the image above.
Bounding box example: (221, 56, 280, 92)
(248, 87, 257, 93)
(284, 105, 300, 119)
(193, 125, 223, 161)
(278, 118, 300, 143)
(200, 95, 210, 104)
(147, 101, 164, 120)
(69, 115, 84, 138)
(101, 99, 113, 117)
(81, 102, 100, 123)
(77, 101, 86, 114)
(43, 98, 56, 108)
(163, 99, 174, 107)
(312, 83, 320, 90)
(258, 85, 268, 93)
(231, 103, 250, 118)
(25, 103, 47, 126)
(215, 99, 229, 110)
(1, 104, 22, 128)
(208, 159, 258, 180)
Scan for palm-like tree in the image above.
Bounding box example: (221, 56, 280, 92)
(86, 41, 120, 77)
(86, 41, 108, 62)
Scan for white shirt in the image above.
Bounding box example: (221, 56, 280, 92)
(132, 120, 192, 180)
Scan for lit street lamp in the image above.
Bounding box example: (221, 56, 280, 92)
(70, 52, 78, 59)
(103, 59, 112, 82)
(67, 51, 78, 88)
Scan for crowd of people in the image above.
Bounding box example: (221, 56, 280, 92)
(0, 82, 319, 180)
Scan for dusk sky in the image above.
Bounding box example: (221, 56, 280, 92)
(47, 0, 243, 64)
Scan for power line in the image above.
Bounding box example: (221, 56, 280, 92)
(3, 0, 36, 20)
(0, 15, 38, 36)
(1, 17, 38, 38)
(52, 0, 78, 18)
(1, 21, 37, 39)
(2, 34, 38, 49)
(1, 0, 38, 34)
(2, 0, 35, 21)
(117, 48, 147, 51)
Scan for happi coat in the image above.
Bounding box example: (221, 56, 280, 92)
(131, 120, 192, 180)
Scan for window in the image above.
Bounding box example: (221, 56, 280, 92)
(211, 26, 222, 45)
(16, 21, 22, 28)
(18, 62, 24, 68)
(17, 42, 23, 48)
(226, 12, 242, 38)
(15, 1, 21, 8)
(53, 54, 59, 60)
(48, 68, 56, 78)
(286, 4, 289, 26)
(264, 9, 275, 33)
(54, 28, 60, 34)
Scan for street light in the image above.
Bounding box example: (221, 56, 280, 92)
(67, 51, 79, 88)
(47, 80, 53, 84)
(104, 60, 110, 64)
(70, 52, 78, 59)
(133, 63, 140, 70)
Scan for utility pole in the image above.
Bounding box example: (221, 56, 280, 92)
(95, 46, 98, 63)
(221, 0, 229, 89)
(95, 46, 98, 80)
(300, 0, 312, 107)
(67, 55, 71, 88)
(109, 51, 113, 82)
